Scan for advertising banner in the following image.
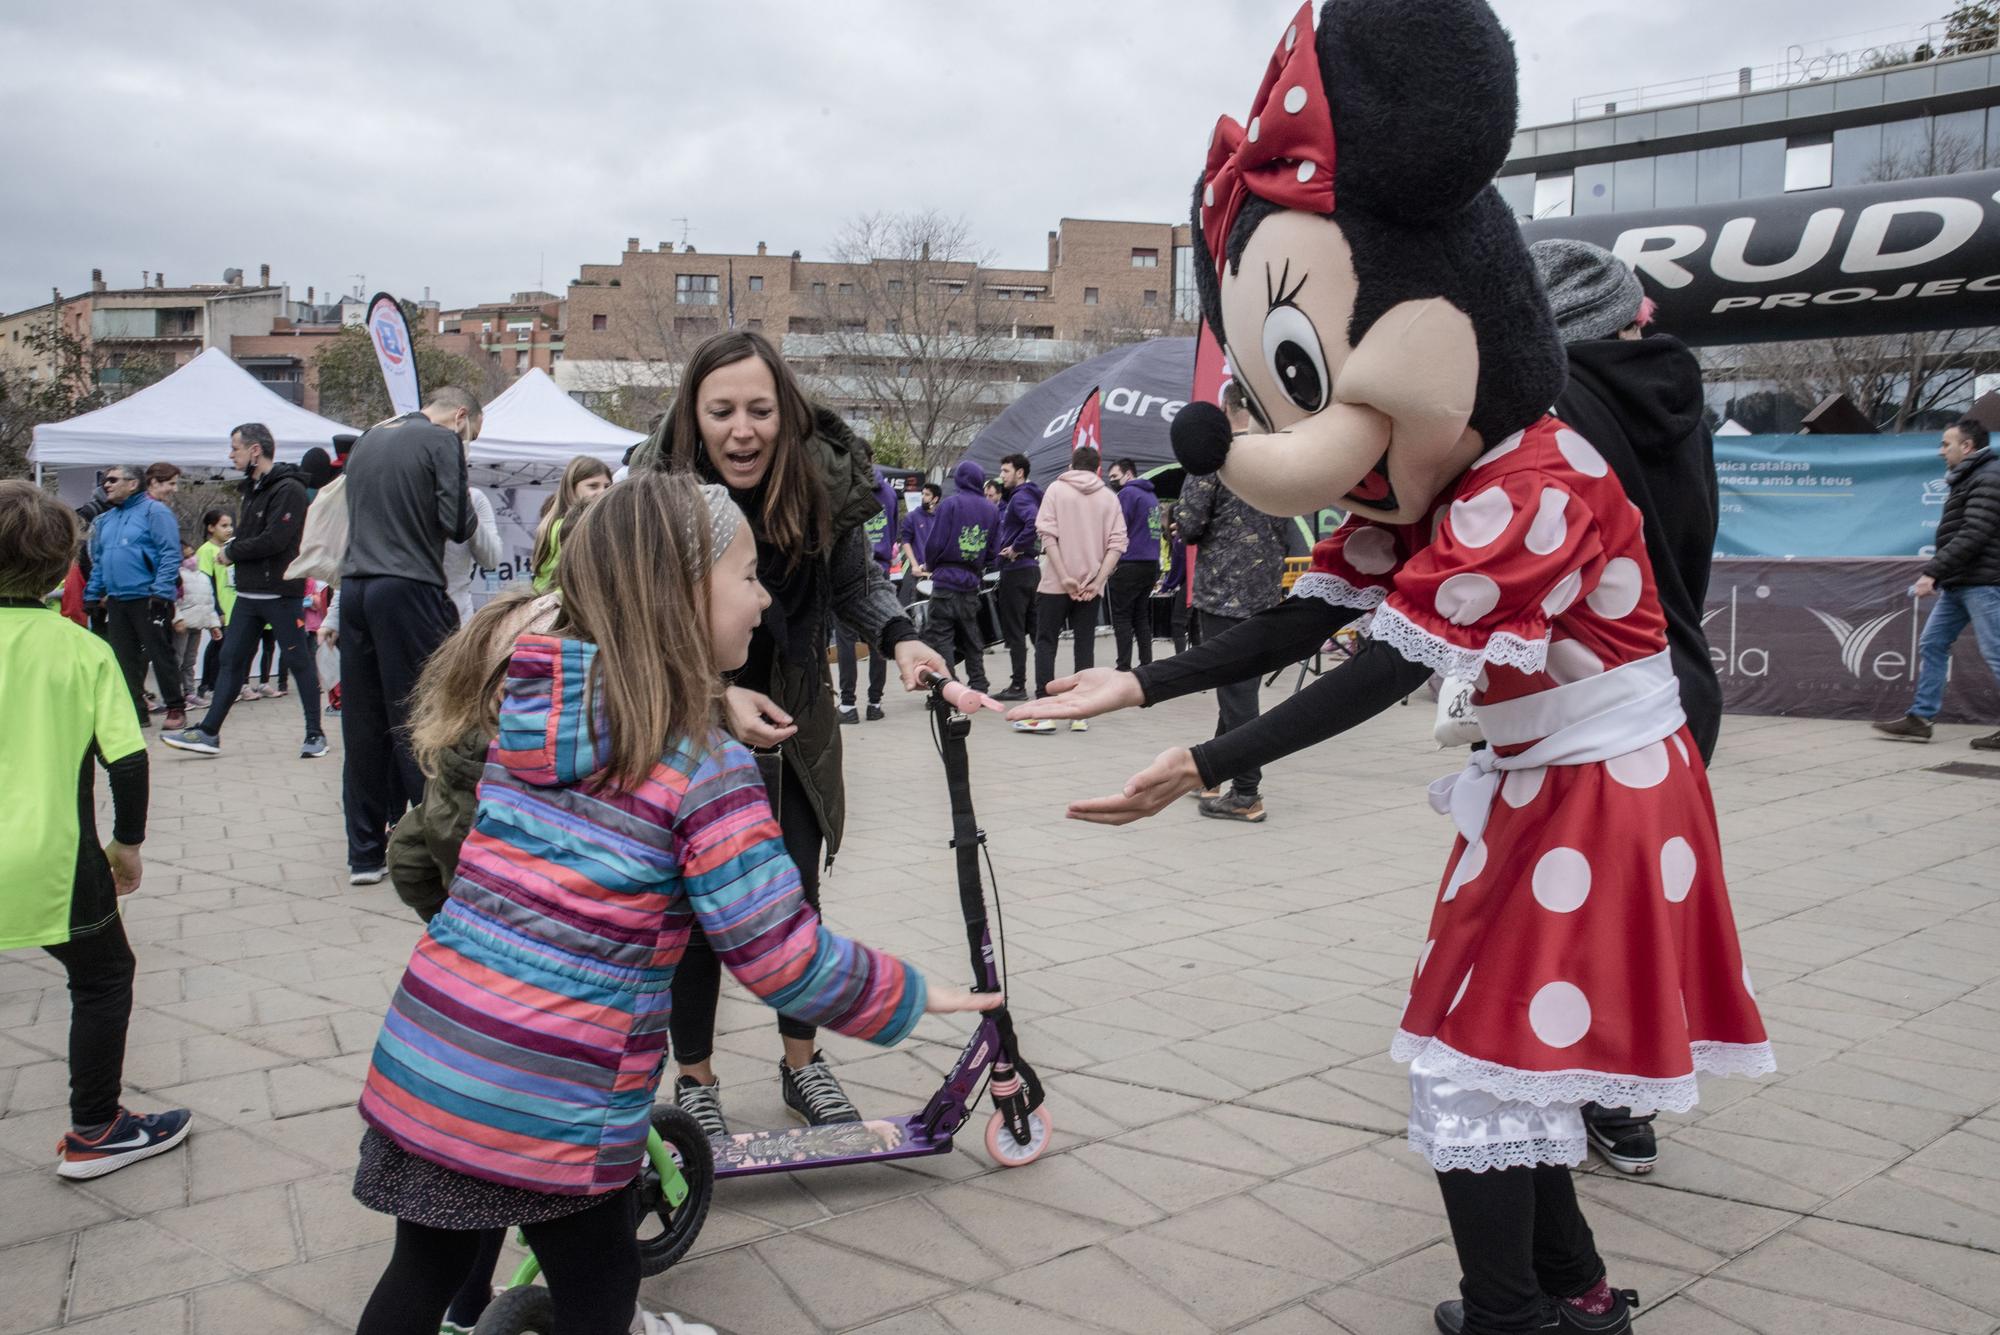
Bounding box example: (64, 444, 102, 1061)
(365, 292, 422, 417)
(1705, 557, 2000, 723)
(1714, 433, 1948, 558)
(1522, 170, 2000, 345)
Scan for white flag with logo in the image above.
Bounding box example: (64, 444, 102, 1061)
(366, 292, 421, 417)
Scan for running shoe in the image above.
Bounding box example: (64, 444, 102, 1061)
(1011, 719, 1056, 734)
(56, 1107, 192, 1180)
(349, 866, 387, 886)
(160, 727, 221, 756)
(300, 735, 329, 759)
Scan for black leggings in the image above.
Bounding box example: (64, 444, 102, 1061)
(669, 761, 822, 1064)
(42, 917, 136, 1129)
(1435, 1166, 1604, 1333)
(355, 1185, 640, 1335)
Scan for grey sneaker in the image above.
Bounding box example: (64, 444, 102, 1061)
(1199, 791, 1267, 823)
(838, 705, 859, 726)
(160, 727, 221, 756)
(348, 866, 387, 886)
(674, 1076, 728, 1138)
(1872, 714, 1933, 742)
(780, 1052, 860, 1125)
(300, 734, 328, 759)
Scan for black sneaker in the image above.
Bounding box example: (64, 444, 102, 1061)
(1871, 714, 1933, 742)
(1434, 1299, 1559, 1334)
(1199, 791, 1267, 823)
(779, 1051, 859, 1125)
(993, 685, 1028, 702)
(1584, 1106, 1657, 1175)
(838, 705, 859, 726)
(865, 704, 885, 721)
(674, 1076, 728, 1138)
(1971, 729, 2000, 752)
(1556, 1288, 1638, 1333)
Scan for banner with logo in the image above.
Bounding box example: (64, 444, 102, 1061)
(366, 292, 422, 417)
(1714, 434, 1948, 559)
(1522, 170, 2000, 346)
(466, 485, 551, 608)
(1704, 557, 2000, 723)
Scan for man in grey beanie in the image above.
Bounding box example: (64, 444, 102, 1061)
(1530, 237, 1721, 1179)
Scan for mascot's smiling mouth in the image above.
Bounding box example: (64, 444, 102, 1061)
(1346, 452, 1397, 509)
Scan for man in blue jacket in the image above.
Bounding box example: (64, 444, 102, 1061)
(1106, 458, 1162, 672)
(991, 454, 1042, 701)
(837, 466, 899, 724)
(920, 461, 999, 694)
(85, 463, 186, 730)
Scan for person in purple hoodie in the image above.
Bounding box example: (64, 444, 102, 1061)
(836, 466, 900, 724)
(898, 482, 941, 607)
(919, 461, 998, 694)
(1105, 459, 1162, 672)
(990, 453, 1043, 702)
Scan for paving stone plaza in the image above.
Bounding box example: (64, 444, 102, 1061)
(4, 664, 2000, 1334)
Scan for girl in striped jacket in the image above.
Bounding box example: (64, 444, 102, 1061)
(350, 472, 999, 1335)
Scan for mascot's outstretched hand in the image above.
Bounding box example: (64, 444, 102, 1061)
(1066, 748, 1202, 826)
(1006, 668, 1144, 723)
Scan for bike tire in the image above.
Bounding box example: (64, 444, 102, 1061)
(471, 1284, 555, 1335)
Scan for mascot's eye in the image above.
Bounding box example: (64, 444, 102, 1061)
(1260, 303, 1328, 413)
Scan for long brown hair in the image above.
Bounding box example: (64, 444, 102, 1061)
(555, 472, 726, 787)
(667, 330, 829, 568)
(407, 589, 558, 777)
(532, 454, 614, 580)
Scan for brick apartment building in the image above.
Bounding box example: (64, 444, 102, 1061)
(555, 218, 1199, 433)
(436, 292, 566, 380)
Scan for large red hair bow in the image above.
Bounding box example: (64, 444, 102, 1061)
(1199, 2, 1337, 273)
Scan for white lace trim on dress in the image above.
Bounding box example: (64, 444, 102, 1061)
(1407, 1129, 1587, 1174)
(1390, 1031, 1776, 1115)
(1290, 572, 1387, 611)
(1369, 603, 1548, 681)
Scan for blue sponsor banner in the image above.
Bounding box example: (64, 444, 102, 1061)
(1714, 433, 1948, 559)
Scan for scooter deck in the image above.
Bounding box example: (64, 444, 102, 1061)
(710, 1114, 954, 1178)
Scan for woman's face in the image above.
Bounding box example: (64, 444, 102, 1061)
(705, 525, 769, 673)
(210, 516, 235, 543)
(574, 473, 611, 507)
(696, 357, 782, 492)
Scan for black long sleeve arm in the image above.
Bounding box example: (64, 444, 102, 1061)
(105, 750, 148, 846)
(1189, 637, 1433, 789)
(1133, 597, 1358, 704)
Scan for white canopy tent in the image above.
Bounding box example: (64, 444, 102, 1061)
(30, 348, 358, 486)
(467, 368, 642, 484)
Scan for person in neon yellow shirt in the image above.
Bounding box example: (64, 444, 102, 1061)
(192, 509, 235, 703)
(0, 481, 192, 1179)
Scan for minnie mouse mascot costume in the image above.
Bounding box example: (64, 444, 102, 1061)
(1015, 2, 1774, 1330)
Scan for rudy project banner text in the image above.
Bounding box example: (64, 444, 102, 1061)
(366, 292, 422, 417)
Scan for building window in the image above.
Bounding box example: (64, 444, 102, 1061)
(839, 319, 866, 333)
(748, 275, 764, 292)
(790, 316, 823, 333)
(811, 281, 827, 296)
(994, 287, 1014, 300)
(887, 279, 904, 294)
(516, 350, 529, 371)
(1696, 144, 1741, 204)
(887, 318, 901, 334)
(676, 274, 720, 305)
(1142, 289, 1159, 307)
(1654, 151, 1697, 208)
(591, 313, 607, 331)
(1023, 325, 1054, 340)
(1532, 174, 1573, 219)
(1740, 138, 1787, 198)
(838, 282, 855, 296)
(1574, 162, 1615, 215)
(1782, 136, 1829, 191)
(1174, 245, 1200, 322)
(1131, 248, 1159, 268)
(1084, 287, 1099, 305)
(1495, 173, 1535, 220)
(1832, 124, 1881, 188)
(745, 318, 763, 331)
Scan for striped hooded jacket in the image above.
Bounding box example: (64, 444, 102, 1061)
(357, 634, 927, 1195)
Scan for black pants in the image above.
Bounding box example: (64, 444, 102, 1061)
(340, 576, 458, 871)
(104, 597, 182, 718)
(199, 634, 224, 694)
(43, 918, 136, 1129)
(921, 589, 989, 692)
(995, 567, 1039, 691)
(1166, 595, 1192, 654)
(255, 626, 288, 688)
(1108, 563, 1157, 671)
(1033, 593, 1100, 696)
(197, 597, 321, 741)
(670, 762, 823, 1063)
(355, 1184, 640, 1335)
(835, 625, 888, 707)
(1436, 1166, 1604, 1333)
(1200, 609, 1264, 795)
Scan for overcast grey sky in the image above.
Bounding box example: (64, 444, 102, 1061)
(0, 0, 1942, 315)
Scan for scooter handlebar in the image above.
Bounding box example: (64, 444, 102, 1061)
(920, 669, 1006, 714)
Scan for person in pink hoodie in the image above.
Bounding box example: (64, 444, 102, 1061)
(1019, 443, 1126, 734)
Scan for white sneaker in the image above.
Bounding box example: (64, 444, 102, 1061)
(1070, 719, 1089, 733)
(1012, 719, 1056, 734)
(635, 1310, 717, 1335)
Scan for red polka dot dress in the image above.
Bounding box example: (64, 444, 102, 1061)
(1299, 415, 1772, 1172)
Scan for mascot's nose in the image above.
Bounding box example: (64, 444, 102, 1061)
(1171, 401, 1234, 476)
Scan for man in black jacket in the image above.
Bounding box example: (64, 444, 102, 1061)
(331, 387, 479, 884)
(1874, 417, 2000, 749)
(162, 423, 324, 760)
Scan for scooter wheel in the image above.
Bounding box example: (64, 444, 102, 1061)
(636, 1104, 715, 1276)
(984, 1106, 1053, 1167)
(472, 1284, 554, 1335)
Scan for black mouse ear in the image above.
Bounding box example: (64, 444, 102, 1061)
(1317, 0, 1520, 222)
